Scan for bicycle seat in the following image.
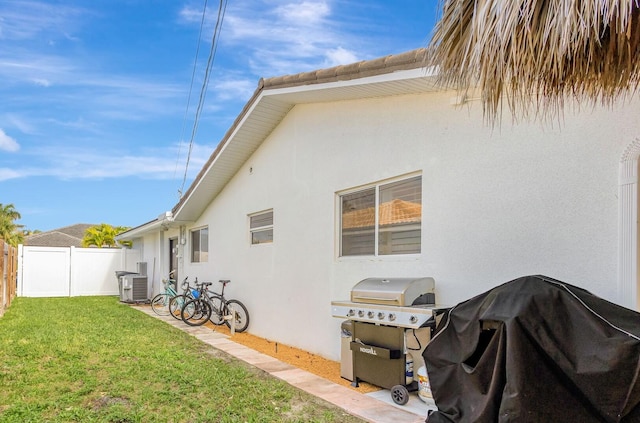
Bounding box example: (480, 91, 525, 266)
(219, 279, 230, 284)
(202, 282, 213, 286)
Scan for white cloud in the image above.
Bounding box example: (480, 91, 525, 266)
(217, 1, 369, 78)
(323, 47, 358, 67)
(0, 129, 19, 152)
(0, 54, 77, 87)
(178, 5, 204, 24)
(0, 1, 84, 41)
(0, 167, 22, 181)
(3, 114, 35, 134)
(32, 78, 51, 87)
(0, 142, 214, 182)
(211, 77, 256, 101)
(274, 1, 330, 24)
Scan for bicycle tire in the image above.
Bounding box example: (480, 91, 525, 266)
(150, 293, 171, 316)
(181, 298, 212, 326)
(224, 299, 250, 333)
(168, 294, 189, 320)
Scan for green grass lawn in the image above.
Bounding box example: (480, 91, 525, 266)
(0, 296, 363, 423)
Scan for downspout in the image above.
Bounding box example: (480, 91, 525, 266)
(619, 139, 640, 311)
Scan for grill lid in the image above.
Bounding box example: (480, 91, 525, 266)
(350, 277, 435, 306)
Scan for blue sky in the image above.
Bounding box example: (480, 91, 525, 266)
(0, 0, 438, 233)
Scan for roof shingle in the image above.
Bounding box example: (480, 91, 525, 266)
(24, 223, 97, 247)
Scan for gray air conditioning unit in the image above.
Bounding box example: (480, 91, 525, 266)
(115, 262, 149, 303)
(120, 274, 148, 303)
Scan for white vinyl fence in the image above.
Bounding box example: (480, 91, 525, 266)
(17, 246, 141, 297)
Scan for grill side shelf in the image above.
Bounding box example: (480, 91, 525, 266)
(350, 341, 402, 359)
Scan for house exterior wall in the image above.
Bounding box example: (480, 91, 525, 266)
(180, 90, 639, 360)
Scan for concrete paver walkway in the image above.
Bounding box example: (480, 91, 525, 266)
(134, 307, 426, 423)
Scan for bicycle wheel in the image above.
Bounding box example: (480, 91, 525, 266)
(150, 293, 171, 316)
(181, 298, 212, 326)
(224, 299, 250, 333)
(169, 294, 189, 320)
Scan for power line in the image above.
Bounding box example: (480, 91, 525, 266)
(174, 0, 209, 197)
(179, 0, 228, 199)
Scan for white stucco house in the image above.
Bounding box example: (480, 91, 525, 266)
(117, 48, 640, 361)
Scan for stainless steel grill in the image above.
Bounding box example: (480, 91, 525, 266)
(332, 277, 438, 328)
(331, 277, 447, 406)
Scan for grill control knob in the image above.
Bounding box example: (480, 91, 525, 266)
(410, 315, 418, 324)
(388, 313, 396, 321)
(377, 312, 385, 320)
(358, 310, 365, 317)
(367, 311, 374, 319)
(347, 309, 355, 317)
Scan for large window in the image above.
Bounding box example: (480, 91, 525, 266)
(250, 210, 273, 245)
(191, 227, 208, 262)
(340, 175, 421, 256)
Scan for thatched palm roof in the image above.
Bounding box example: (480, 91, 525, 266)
(427, 0, 640, 121)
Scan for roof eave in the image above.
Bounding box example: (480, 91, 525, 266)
(116, 212, 181, 240)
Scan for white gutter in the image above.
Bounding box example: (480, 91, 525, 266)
(116, 211, 177, 241)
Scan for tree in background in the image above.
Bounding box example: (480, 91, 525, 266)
(22, 229, 41, 237)
(82, 223, 132, 248)
(0, 203, 24, 247)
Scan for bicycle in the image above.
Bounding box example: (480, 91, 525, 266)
(168, 277, 200, 320)
(150, 271, 180, 316)
(179, 280, 214, 326)
(181, 279, 250, 332)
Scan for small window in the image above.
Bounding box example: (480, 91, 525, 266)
(250, 210, 273, 245)
(191, 227, 208, 262)
(340, 175, 421, 256)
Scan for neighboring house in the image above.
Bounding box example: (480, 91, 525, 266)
(24, 224, 96, 247)
(117, 48, 640, 361)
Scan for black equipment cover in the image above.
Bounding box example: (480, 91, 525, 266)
(424, 275, 640, 422)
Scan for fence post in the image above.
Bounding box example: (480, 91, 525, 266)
(10, 244, 16, 303)
(1, 240, 5, 316)
(0, 240, 18, 317)
(69, 246, 75, 297)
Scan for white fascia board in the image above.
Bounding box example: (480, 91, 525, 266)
(116, 220, 162, 240)
(172, 89, 281, 221)
(262, 66, 437, 98)
(116, 212, 177, 240)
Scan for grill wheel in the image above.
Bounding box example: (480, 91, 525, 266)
(391, 384, 410, 405)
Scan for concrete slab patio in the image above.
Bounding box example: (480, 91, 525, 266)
(133, 306, 431, 423)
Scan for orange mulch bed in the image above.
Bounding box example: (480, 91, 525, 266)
(205, 322, 380, 394)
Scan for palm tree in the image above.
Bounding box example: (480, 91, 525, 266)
(426, 0, 640, 122)
(114, 225, 132, 248)
(82, 223, 131, 248)
(0, 204, 20, 222)
(0, 203, 23, 247)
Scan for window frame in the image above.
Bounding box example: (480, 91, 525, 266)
(190, 226, 209, 263)
(338, 174, 422, 258)
(249, 209, 274, 245)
